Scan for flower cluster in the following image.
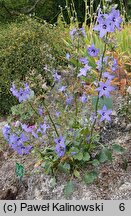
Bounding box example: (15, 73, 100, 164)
(87, 44, 99, 57)
(54, 135, 66, 157)
(10, 83, 32, 103)
(2, 118, 51, 155)
(93, 8, 122, 38)
(70, 27, 86, 40)
(2, 124, 32, 155)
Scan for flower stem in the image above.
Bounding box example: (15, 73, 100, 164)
(28, 101, 40, 117)
(43, 102, 59, 137)
(74, 35, 80, 125)
(90, 35, 108, 140)
(28, 100, 59, 137)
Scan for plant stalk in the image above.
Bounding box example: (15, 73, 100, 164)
(90, 35, 108, 140)
(43, 102, 59, 137)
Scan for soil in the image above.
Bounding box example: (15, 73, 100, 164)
(0, 93, 131, 200)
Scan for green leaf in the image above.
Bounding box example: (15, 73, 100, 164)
(105, 148, 113, 161)
(74, 170, 81, 179)
(92, 96, 113, 109)
(84, 171, 98, 184)
(101, 97, 113, 109)
(15, 163, 24, 179)
(70, 58, 79, 66)
(73, 152, 83, 161)
(112, 144, 125, 154)
(41, 161, 52, 174)
(99, 148, 113, 163)
(58, 162, 70, 173)
(92, 159, 100, 166)
(73, 141, 80, 146)
(98, 149, 107, 163)
(69, 147, 79, 155)
(92, 96, 98, 109)
(64, 181, 74, 198)
(83, 152, 90, 162)
(80, 127, 89, 136)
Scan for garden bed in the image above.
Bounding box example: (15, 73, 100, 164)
(0, 93, 131, 200)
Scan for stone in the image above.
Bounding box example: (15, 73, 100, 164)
(120, 123, 127, 130)
(125, 124, 131, 131)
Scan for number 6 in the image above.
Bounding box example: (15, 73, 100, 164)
(119, 203, 125, 211)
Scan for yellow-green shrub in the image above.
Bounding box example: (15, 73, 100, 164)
(0, 16, 68, 115)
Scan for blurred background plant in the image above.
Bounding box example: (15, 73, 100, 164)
(0, 0, 130, 23)
(0, 16, 69, 116)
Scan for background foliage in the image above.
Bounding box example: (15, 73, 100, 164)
(0, 16, 68, 115)
(0, 0, 131, 23)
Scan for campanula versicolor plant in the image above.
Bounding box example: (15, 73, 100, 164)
(2, 6, 124, 191)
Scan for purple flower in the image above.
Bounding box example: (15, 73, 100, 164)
(21, 123, 33, 133)
(32, 131, 38, 138)
(53, 72, 61, 82)
(70, 27, 86, 39)
(79, 27, 86, 37)
(9, 132, 32, 155)
(9, 133, 18, 146)
(37, 122, 50, 134)
(10, 83, 32, 103)
(66, 95, 73, 105)
(87, 44, 99, 57)
(93, 8, 122, 38)
(108, 8, 122, 31)
(12, 142, 32, 155)
(59, 86, 66, 92)
(10, 84, 19, 98)
(70, 28, 78, 39)
(98, 105, 112, 122)
(96, 80, 115, 98)
(55, 111, 60, 117)
(2, 124, 10, 141)
(66, 53, 70, 60)
(54, 135, 66, 157)
(38, 106, 43, 116)
(19, 132, 29, 143)
(90, 113, 97, 125)
(93, 18, 114, 38)
(111, 58, 118, 72)
(9, 132, 28, 148)
(19, 83, 31, 102)
(16, 145, 32, 155)
(2, 124, 33, 155)
(79, 57, 88, 65)
(96, 56, 108, 71)
(78, 64, 92, 77)
(80, 94, 87, 104)
(96, 8, 107, 23)
(102, 72, 115, 80)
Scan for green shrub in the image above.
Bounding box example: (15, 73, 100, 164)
(0, 16, 68, 116)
